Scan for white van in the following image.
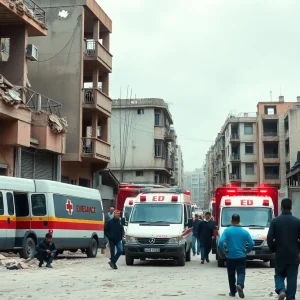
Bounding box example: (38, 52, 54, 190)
(216, 195, 275, 267)
(123, 188, 193, 266)
(0, 176, 104, 259)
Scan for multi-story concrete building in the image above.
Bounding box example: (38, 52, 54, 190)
(0, 0, 66, 179)
(27, 0, 112, 187)
(110, 98, 180, 185)
(256, 97, 298, 189)
(184, 168, 206, 208)
(175, 145, 184, 188)
(210, 112, 258, 189)
(205, 148, 214, 208)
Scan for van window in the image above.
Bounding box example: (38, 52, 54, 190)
(14, 193, 29, 217)
(31, 194, 47, 216)
(7, 193, 14, 216)
(184, 205, 187, 224)
(0, 192, 3, 215)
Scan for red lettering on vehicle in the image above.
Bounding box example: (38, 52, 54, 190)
(240, 200, 253, 206)
(158, 196, 165, 201)
(152, 196, 158, 201)
(76, 205, 97, 214)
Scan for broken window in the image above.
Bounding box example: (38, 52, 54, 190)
(264, 106, 277, 115)
(0, 38, 10, 62)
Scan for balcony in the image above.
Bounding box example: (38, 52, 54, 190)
(84, 40, 112, 73)
(164, 131, 176, 142)
(165, 159, 174, 170)
(229, 173, 241, 181)
(82, 138, 110, 163)
(230, 134, 240, 141)
(263, 153, 280, 164)
(230, 154, 240, 162)
(83, 88, 111, 117)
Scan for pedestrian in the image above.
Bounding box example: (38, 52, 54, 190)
(35, 233, 57, 268)
(198, 211, 215, 264)
(104, 210, 124, 270)
(107, 207, 115, 220)
(267, 198, 300, 300)
(192, 214, 201, 256)
(218, 214, 254, 298)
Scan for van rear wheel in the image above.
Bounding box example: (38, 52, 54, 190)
(19, 237, 36, 259)
(86, 238, 98, 258)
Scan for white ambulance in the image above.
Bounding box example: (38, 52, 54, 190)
(0, 176, 104, 259)
(123, 188, 193, 266)
(216, 189, 276, 268)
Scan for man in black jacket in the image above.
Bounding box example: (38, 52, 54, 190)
(198, 212, 215, 264)
(36, 233, 57, 268)
(267, 198, 300, 300)
(104, 210, 124, 269)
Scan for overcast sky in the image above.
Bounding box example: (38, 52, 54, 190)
(98, 0, 300, 172)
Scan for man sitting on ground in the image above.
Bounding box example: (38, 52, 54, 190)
(36, 233, 57, 268)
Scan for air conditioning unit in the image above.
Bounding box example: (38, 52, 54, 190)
(26, 44, 38, 61)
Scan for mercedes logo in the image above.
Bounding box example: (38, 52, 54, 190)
(149, 238, 155, 244)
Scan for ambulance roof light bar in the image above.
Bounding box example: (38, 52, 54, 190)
(140, 195, 146, 201)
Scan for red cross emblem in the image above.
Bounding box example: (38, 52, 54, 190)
(66, 199, 73, 215)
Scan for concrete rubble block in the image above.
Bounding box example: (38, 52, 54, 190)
(0, 254, 7, 260)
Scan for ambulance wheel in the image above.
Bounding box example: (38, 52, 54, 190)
(86, 238, 98, 258)
(270, 259, 275, 268)
(186, 246, 191, 262)
(177, 253, 186, 266)
(217, 257, 225, 268)
(19, 237, 36, 259)
(126, 255, 134, 265)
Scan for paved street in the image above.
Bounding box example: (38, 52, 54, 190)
(0, 253, 287, 300)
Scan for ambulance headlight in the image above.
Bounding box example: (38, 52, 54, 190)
(126, 236, 138, 244)
(168, 236, 184, 244)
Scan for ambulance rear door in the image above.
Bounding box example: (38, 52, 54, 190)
(5, 191, 16, 249)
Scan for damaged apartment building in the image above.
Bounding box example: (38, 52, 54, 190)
(0, 0, 67, 179)
(25, 0, 117, 197)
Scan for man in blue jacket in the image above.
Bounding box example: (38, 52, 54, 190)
(192, 214, 201, 256)
(218, 214, 254, 298)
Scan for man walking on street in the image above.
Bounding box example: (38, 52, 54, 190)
(198, 211, 215, 264)
(218, 214, 254, 298)
(267, 198, 300, 300)
(104, 210, 124, 270)
(192, 214, 201, 256)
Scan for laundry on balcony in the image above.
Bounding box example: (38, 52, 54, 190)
(0, 73, 27, 107)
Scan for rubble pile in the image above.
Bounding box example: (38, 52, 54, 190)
(0, 253, 38, 271)
(48, 114, 68, 134)
(7, 0, 47, 29)
(0, 74, 26, 108)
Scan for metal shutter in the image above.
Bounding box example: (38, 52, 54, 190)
(35, 152, 56, 180)
(20, 150, 34, 179)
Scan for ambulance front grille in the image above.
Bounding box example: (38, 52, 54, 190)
(137, 238, 169, 245)
(253, 240, 263, 247)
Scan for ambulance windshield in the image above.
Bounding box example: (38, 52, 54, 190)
(130, 204, 182, 224)
(124, 206, 133, 222)
(221, 207, 273, 227)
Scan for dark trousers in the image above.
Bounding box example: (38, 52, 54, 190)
(200, 246, 211, 261)
(226, 258, 246, 295)
(109, 240, 123, 264)
(36, 251, 56, 266)
(275, 264, 299, 300)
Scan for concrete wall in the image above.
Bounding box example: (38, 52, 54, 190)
(110, 107, 155, 169)
(0, 146, 14, 176)
(0, 25, 27, 88)
(62, 161, 93, 186)
(112, 170, 155, 184)
(289, 109, 300, 166)
(28, 5, 84, 161)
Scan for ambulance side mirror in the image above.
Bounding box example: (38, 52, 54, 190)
(121, 217, 126, 226)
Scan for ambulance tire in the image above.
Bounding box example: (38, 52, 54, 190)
(86, 238, 98, 258)
(20, 237, 36, 259)
(270, 259, 275, 268)
(177, 253, 186, 266)
(186, 245, 191, 262)
(125, 255, 134, 266)
(217, 257, 225, 268)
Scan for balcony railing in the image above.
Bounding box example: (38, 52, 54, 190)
(25, 88, 61, 116)
(230, 154, 240, 161)
(230, 134, 240, 140)
(85, 40, 112, 71)
(82, 137, 110, 161)
(263, 131, 278, 137)
(165, 131, 175, 141)
(83, 88, 112, 114)
(264, 173, 279, 180)
(264, 153, 279, 158)
(24, 0, 46, 24)
(230, 173, 241, 180)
